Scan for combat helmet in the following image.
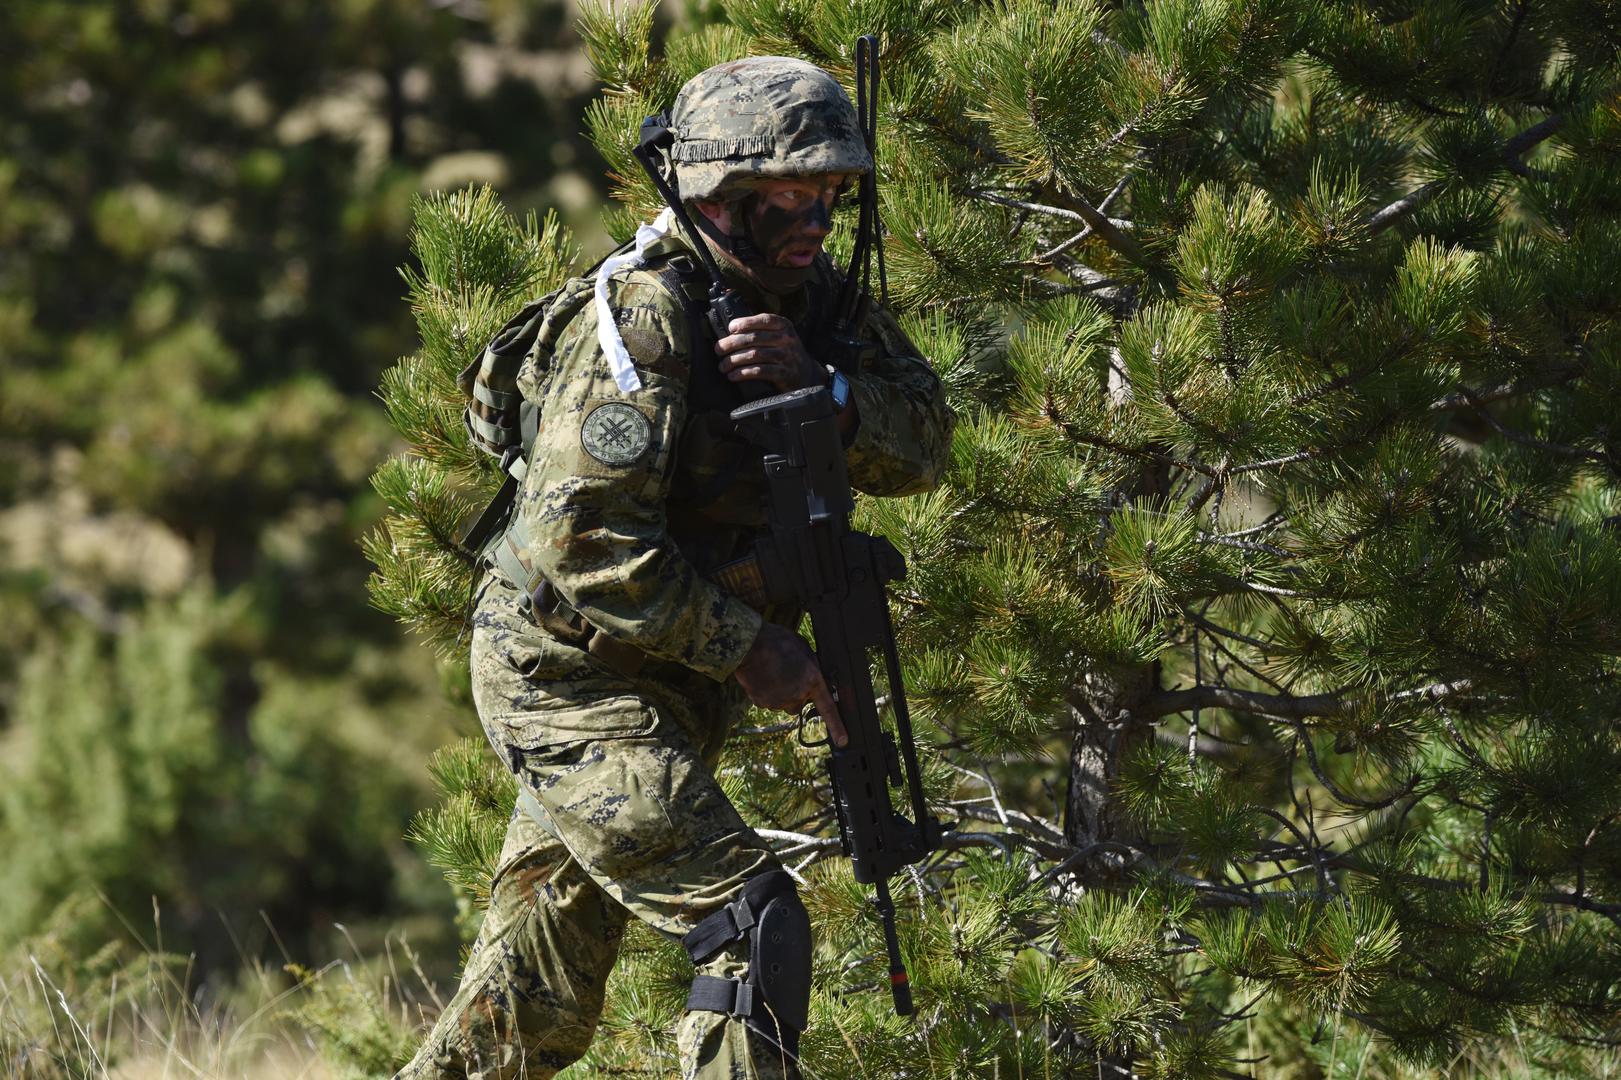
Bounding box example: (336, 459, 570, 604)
(668, 57, 872, 202)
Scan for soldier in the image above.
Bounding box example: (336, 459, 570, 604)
(398, 56, 952, 1080)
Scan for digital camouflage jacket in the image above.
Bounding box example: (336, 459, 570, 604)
(497, 229, 953, 685)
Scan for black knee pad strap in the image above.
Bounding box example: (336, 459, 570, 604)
(682, 869, 798, 963)
(683, 870, 812, 1041)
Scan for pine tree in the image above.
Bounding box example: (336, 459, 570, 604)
(381, 1, 1621, 1075)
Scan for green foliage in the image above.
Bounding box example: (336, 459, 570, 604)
(407, 739, 517, 914)
(287, 962, 417, 1080)
(0, 1, 600, 1056)
(0, 586, 439, 978)
(366, 187, 582, 656)
(372, 0, 1621, 1075)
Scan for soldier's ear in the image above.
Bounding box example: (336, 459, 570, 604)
(691, 198, 736, 236)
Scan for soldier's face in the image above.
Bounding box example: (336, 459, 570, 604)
(744, 176, 849, 268)
(696, 174, 853, 270)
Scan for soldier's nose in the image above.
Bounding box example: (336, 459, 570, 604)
(801, 199, 833, 235)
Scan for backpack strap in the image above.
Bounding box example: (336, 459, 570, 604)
(647, 250, 720, 390)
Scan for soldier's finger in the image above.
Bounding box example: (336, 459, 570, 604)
(722, 352, 801, 376)
(727, 313, 792, 335)
(813, 679, 847, 748)
(721, 352, 794, 376)
(719, 347, 777, 369)
(717, 331, 791, 355)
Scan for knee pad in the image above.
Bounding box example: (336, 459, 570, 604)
(682, 870, 812, 1043)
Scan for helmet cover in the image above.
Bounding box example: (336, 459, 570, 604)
(669, 57, 872, 202)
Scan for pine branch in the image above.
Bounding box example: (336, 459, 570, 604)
(951, 803, 1066, 845)
(1460, 388, 1612, 467)
(1187, 616, 1290, 689)
(1368, 111, 1567, 234)
(1210, 514, 1288, 541)
(1282, 719, 1420, 811)
(1207, 574, 1305, 598)
(970, 189, 1148, 268)
(757, 824, 1073, 864)
(1029, 171, 1133, 263)
(1428, 368, 1585, 411)
(1486, 0, 1532, 94)
(1298, 841, 1621, 929)
(1195, 536, 1292, 561)
(1045, 411, 1219, 476)
(1059, 190, 1151, 268)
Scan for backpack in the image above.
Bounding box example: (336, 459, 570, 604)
(454, 248, 713, 568)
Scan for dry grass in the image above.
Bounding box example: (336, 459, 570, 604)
(4, 952, 337, 1079)
(2, 901, 434, 1080)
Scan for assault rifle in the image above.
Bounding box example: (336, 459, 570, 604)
(732, 383, 941, 1017)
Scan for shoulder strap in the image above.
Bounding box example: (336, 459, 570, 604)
(648, 253, 739, 413)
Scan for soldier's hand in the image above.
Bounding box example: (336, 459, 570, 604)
(717, 315, 825, 394)
(732, 621, 848, 747)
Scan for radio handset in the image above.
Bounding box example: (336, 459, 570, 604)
(632, 114, 770, 403)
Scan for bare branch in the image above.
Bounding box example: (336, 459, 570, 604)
(1461, 387, 1611, 467)
(1044, 408, 1219, 476)
(756, 828, 841, 853)
(1096, 170, 1132, 214)
(1197, 534, 1293, 559)
(1227, 448, 1323, 475)
(1212, 513, 1288, 541)
(1430, 367, 1585, 412)
(1029, 172, 1134, 263)
(973, 189, 1151, 268)
(1369, 181, 1444, 235)
(1152, 685, 1344, 720)
(1149, 680, 1475, 721)
(1283, 718, 1420, 810)
(1208, 574, 1305, 598)
(953, 803, 1066, 844)
(1503, 111, 1567, 159)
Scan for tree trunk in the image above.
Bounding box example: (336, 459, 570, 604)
(384, 61, 407, 161)
(1063, 661, 1158, 856)
(1066, 381, 1166, 864)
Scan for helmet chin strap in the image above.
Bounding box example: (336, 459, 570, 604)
(692, 193, 819, 295)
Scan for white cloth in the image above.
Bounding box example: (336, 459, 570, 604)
(594, 208, 677, 394)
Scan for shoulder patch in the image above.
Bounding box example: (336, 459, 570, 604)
(580, 402, 652, 466)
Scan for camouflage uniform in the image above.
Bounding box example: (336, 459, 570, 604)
(399, 58, 952, 1080)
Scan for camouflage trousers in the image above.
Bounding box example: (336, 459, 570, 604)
(397, 581, 798, 1080)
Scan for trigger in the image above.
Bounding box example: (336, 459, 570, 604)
(796, 699, 830, 748)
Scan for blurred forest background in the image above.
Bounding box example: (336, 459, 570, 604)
(0, 0, 635, 1072)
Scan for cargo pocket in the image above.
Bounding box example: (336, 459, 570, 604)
(491, 700, 693, 882)
(491, 631, 578, 681)
(487, 696, 661, 755)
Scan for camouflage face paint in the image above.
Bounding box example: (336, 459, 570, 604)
(705, 181, 843, 294)
(741, 190, 835, 266)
